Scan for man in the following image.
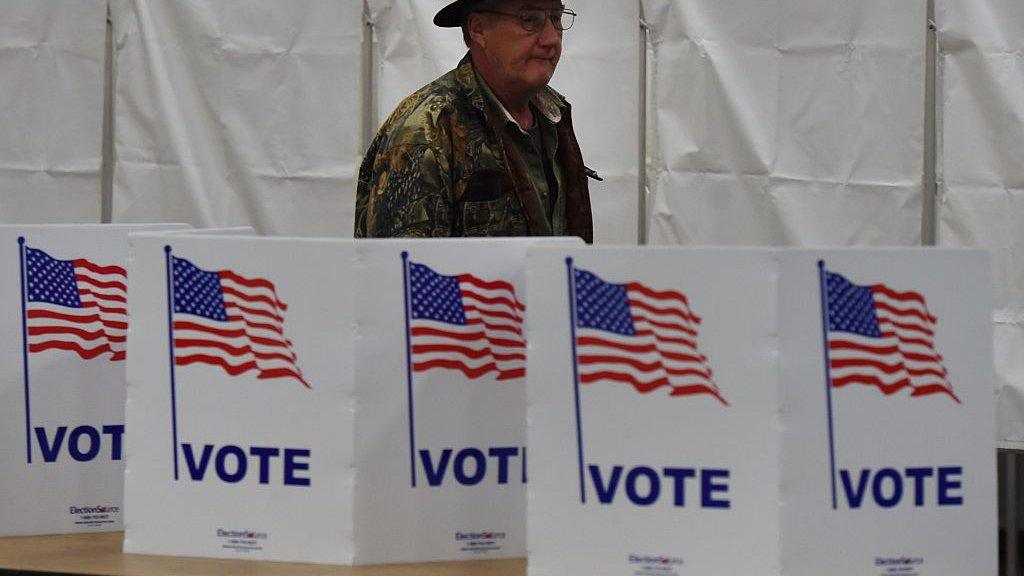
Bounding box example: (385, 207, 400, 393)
(354, 0, 597, 242)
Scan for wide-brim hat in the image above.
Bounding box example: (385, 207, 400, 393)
(433, 0, 483, 27)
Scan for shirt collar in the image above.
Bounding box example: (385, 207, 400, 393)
(473, 66, 563, 132)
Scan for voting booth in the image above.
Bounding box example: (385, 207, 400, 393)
(777, 250, 997, 575)
(350, 238, 580, 564)
(0, 224, 186, 537)
(526, 247, 996, 576)
(123, 232, 354, 563)
(123, 234, 579, 564)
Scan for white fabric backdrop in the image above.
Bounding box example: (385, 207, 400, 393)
(0, 0, 106, 223)
(644, 0, 926, 246)
(367, 0, 640, 244)
(936, 0, 1024, 446)
(110, 0, 363, 237)
(10, 0, 1024, 442)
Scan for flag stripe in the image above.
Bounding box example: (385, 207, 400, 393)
(75, 276, 126, 292)
(878, 330, 934, 349)
(831, 374, 960, 402)
(412, 358, 524, 381)
(632, 328, 698, 348)
(221, 286, 286, 313)
(29, 340, 125, 361)
(225, 301, 284, 324)
(633, 315, 698, 340)
(872, 284, 931, 310)
(911, 384, 961, 398)
(875, 301, 935, 325)
(466, 316, 522, 336)
(176, 321, 299, 361)
(411, 343, 526, 362)
(628, 298, 701, 327)
(577, 354, 714, 379)
(79, 289, 126, 304)
(258, 367, 306, 381)
(78, 301, 127, 316)
(174, 337, 298, 362)
(72, 259, 126, 276)
(27, 309, 126, 329)
(457, 274, 525, 310)
(876, 316, 934, 338)
(174, 318, 290, 341)
(829, 340, 942, 364)
(576, 336, 707, 363)
(830, 358, 947, 378)
(461, 289, 523, 315)
(578, 371, 727, 404)
(28, 326, 126, 343)
(624, 281, 693, 309)
(176, 354, 259, 376)
(463, 304, 521, 325)
(219, 270, 287, 306)
(411, 326, 525, 349)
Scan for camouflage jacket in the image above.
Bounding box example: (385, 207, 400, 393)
(354, 55, 594, 242)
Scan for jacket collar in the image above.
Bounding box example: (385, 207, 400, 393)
(455, 53, 565, 126)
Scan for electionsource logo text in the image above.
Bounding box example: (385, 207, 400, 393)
(455, 531, 506, 554)
(876, 556, 924, 566)
(629, 554, 685, 576)
(455, 531, 506, 541)
(216, 528, 269, 553)
(70, 505, 120, 515)
(875, 556, 924, 576)
(68, 505, 120, 527)
(629, 554, 685, 566)
(217, 529, 268, 539)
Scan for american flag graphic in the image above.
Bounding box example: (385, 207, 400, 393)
(24, 246, 127, 362)
(171, 255, 309, 388)
(824, 268, 958, 403)
(406, 260, 526, 381)
(572, 267, 727, 405)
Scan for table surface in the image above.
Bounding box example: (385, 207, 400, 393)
(0, 532, 526, 576)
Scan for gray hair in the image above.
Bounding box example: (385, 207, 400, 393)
(462, 0, 507, 47)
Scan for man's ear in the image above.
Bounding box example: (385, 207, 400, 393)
(467, 13, 488, 49)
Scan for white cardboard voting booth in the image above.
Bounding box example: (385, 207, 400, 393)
(0, 224, 186, 537)
(124, 233, 356, 564)
(124, 235, 579, 564)
(527, 247, 996, 576)
(778, 250, 997, 576)
(352, 238, 579, 564)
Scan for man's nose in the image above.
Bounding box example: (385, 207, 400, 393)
(536, 16, 562, 47)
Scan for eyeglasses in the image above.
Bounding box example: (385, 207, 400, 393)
(476, 7, 577, 32)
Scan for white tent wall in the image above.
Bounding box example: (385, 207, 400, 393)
(366, 0, 641, 244)
(643, 0, 926, 246)
(935, 0, 1024, 448)
(0, 1, 107, 223)
(366, 0, 465, 125)
(109, 0, 363, 236)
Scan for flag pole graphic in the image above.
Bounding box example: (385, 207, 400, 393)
(566, 258, 587, 504)
(401, 251, 418, 488)
(18, 237, 32, 464)
(817, 260, 839, 510)
(165, 246, 181, 481)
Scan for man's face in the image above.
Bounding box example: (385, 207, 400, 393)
(479, 1, 564, 93)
